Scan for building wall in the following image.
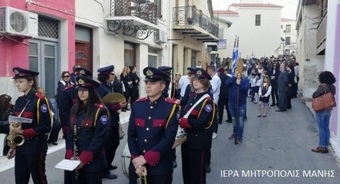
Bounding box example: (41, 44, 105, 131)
(296, 4, 324, 99)
(0, 0, 75, 154)
(281, 19, 297, 55)
(218, 6, 282, 58)
(325, 0, 340, 143)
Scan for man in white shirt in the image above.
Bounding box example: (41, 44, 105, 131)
(207, 65, 221, 138)
(178, 67, 194, 98)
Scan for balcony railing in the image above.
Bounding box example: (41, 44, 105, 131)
(109, 0, 157, 25)
(173, 6, 219, 38)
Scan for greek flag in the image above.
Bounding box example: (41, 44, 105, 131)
(231, 36, 239, 75)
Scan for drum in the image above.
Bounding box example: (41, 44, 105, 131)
(121, 144, 131, 178)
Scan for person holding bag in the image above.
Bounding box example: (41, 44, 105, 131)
(311, 71, 336, 154)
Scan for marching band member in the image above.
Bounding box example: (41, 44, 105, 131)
(128, 67, 179, 184)
(97, 65, 125, 179)
(8, 67, 52, 184)
(65, 76, 109, 184)
(179, 68, 216, 184)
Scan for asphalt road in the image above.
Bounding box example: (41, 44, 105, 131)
(1, 98, 340, 184)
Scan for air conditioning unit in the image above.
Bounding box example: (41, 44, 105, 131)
(0, 7, 38, 37)
(154, 30, 167, 44)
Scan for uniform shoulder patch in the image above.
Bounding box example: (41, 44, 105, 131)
(135, 97, 148, 102)
(165, 98, 176, 104)
(35, 93, 45, 99)
(204, 104, 212, 112)
(99, 115, 109, 125)
(40, 104, 48, 113)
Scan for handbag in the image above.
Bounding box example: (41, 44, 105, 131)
(172, 94, 210, 148)
(312, 84, 336, 112)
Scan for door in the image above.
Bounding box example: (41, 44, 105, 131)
(29, 40, 58, 102)
(75, 42, 93, 72)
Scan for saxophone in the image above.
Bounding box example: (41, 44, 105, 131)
(7, 100, 30, 149)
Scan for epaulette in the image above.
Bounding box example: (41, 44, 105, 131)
(165, 97, 176, 104)
(35, 93, 45, 99)
(95, 103, 105, 108)
(135, 97, 148, 102)
(206, 96, 213, 101)
(64, 85, 74, 91)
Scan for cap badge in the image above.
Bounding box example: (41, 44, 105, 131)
(14, 69, 19, 74)
(196, 70, 202, 76)
(80, 70, 85, 75)
(78, 78, 85, 85)
(146, 69, 153, 76)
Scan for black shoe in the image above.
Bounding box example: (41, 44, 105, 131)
(275, 109, 286, 112)
(225, 120, 232, 123)
(173, 161, 177, 168)
(270, 104, 275, 107)
(229, 134, 236, 140)
(236, 139, 242, 144)
(51, 142, 58, 145)
(108, 165, 117, 170)
(104, 173, 118, 179)
(206, 165, 211, 173)
(121, 109, 126, 112)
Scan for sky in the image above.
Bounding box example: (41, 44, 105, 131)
(212, 0, 299, 19)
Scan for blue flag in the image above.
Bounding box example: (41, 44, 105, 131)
(231, 36, 239, 75)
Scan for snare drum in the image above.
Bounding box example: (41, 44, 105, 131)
(121, 144, 131, 178)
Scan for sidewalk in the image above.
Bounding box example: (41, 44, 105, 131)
(0, 110, 131, 173)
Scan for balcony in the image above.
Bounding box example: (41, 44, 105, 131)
(107, 0, 159, 40)
(173, 6, 219, 42)
(316, 13, 327, 55)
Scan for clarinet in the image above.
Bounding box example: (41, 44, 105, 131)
(73, 123, 79, 184)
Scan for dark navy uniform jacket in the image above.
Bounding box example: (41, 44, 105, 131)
(128, 96, 179, 175)
(179, 91, 215, 150)
(14, 89, 52, 154)
(58, 85, 77, 137)
(97, 83, 122, 127)
(65, 104, 110, 172)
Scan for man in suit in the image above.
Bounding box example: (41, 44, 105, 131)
(276, 62, 289, 112)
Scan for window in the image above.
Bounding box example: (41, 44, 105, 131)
(285, 37, 291, 45)
(285, 24, 291, 33)
(148, 48, 160, 67)
(255, 14, 261, 26)
(155, 0, 162, 18)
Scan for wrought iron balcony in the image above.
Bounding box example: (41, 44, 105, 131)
(173, 6, 219, 42)
(107, 0, 159, 40)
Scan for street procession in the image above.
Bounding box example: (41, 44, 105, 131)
(1, 0, 340, 184)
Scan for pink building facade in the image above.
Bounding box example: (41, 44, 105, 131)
(0, 0, 75, 100)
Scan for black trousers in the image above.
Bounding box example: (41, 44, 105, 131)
(15, 152, 47, 184)
(218, 98, 231, 123)
(65, 170, 103, 184)
(104, 125, 120, 172)
(271, 84, 278, 105)
(278, 91, 287, 110)
(181, 143, 206, 184)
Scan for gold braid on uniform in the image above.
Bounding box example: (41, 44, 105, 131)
(196, 98, 215, 129)
(165, 104, 177, 129)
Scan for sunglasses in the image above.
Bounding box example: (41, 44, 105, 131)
(63, 75, 70, 78)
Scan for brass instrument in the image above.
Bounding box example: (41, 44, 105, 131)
(103, 92, 126, 106)
(7, 100, 30, 148)
(137, 169, 147, 184)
